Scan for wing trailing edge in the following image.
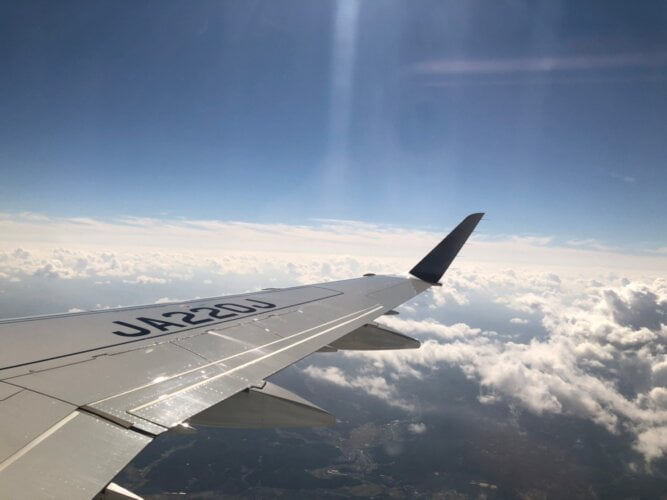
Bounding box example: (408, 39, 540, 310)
(325, 322, 419, 351)
(409, 213, 484, 285)
(187, 381, 334, 429)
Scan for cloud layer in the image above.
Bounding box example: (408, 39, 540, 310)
(2, 212, 667, 288)
(2, 212, 667, 464)
(305, 269, 667, 463)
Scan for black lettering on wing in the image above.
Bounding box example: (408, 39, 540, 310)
(216, 303, 256, 313)
(163, 310, 213, 325)
(112, 321, 151, 337)
(137, 317, 184, 332)
(244, 298, 276, 309)
(190, 306, 236, 320)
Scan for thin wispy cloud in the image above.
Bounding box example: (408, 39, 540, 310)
(611, 172, 637, 184)
(414, 52, 667, 76)
(566, 238, 617, 252)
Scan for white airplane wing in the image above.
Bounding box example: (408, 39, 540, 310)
(0, 213, 483, 499)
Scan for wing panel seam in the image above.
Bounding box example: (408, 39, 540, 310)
(0, 411, 80, 473)
(91, 304, 375, 406)
(0, 285, 319, 325)
(0, 289, 343, 373)
(130, 304, 383, 414)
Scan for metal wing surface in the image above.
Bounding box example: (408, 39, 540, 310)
(0, 213, 483, 499)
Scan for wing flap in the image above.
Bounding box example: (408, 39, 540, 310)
(329, 322, 420, 350)
(5, 343, 211, 408)
(127, 371, 251, 429)
(0, 410, 150, 500)
(188, 381, 334, 429)
(0, 388, 76, 464)
(0, 386, 150, 500)
(123, 303, 383, 428)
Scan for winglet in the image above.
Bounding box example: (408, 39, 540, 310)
(409, 213, 484, 285)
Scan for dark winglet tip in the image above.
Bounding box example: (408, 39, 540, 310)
(409, 212, 484, 285)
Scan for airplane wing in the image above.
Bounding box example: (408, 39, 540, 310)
(0, 213, 483, 499)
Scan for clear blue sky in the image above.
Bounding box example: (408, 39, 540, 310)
(1, 1, 666, 246)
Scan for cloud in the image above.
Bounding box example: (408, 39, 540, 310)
(123, 275, 169, 285)
(302, 365, 414, 411)
(1, 212, 667, 285)
(510, 236, 553, 246)
(407, 422, 427, 434)
(636, 427, 667, 462)
(414, 52, 667, 76)
(304, 268, 667, 463)
(377, 316, 484, 341)
(604, 284, 667, 331)
(510, 317, 529, 325)
(154, 297, 184, 304)
(12, 248, 30, 259)
(611, 172, 636, 184)
(566, 239, 617, 252)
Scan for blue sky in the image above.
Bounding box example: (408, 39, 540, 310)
(1, 1, 667, 247)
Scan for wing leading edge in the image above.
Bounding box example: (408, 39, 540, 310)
(0, 213, 483, 499)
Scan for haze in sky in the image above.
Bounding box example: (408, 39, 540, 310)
(2, 1, 667, 498)
(2, 0, 667, 245)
